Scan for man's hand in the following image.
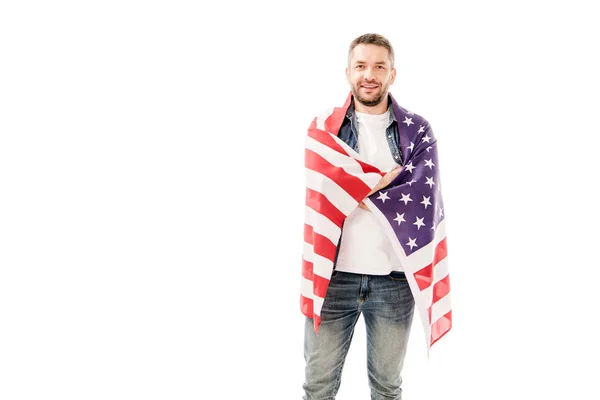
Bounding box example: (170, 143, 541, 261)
(359, 166, 403, 212)
(368, 166, 403, 196)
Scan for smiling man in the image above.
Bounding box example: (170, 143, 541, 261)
(301, 33, 452, 399)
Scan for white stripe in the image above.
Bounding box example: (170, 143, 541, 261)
(306, 134, 382, 188)
(301, 276, 313, 300)
(304, 206, 341, 246)
(315, 109, 334, 130)
(305, 169, 358, 215)
(300, 276, 325, 317)
(313, 296, 324, 317)
(434, 257, 449, 283)
(302, 242, 314, 264)
(312, 255, 334, 282)
(302, 241, 335, 279)
(430, 293, 452, 325)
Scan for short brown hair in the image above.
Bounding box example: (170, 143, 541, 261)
(348, 33, 395, 68)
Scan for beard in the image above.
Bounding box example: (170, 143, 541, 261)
(351, 80, 390, 107)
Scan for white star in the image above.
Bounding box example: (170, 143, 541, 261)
(426, 146, 432, 152)
(399, 193, 413, 205)
(407, 142, 414, 152)
(431, 222, 436, 230)
(413, 216, 425, 230)
(404, 162, 416, 173)
(425, 177, 435, 188)
(421, 195, 432, 209)
(407, 178, 417, 186)
(393, 212, 406, 225)
(406, 237, 418, 250)
(424, 159, 435, 169)
(439, 207, 444, 217)
(402, 116, 414, 126)
(377, 191, 390, 203)
(422, 134, 431, 143)
(418, 125, 425, 133)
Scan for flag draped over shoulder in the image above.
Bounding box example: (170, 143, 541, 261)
(300, 91, 452, 353)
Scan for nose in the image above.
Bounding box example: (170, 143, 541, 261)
(363, 67, 376, 80)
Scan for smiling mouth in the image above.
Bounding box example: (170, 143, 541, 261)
(361, 84, 379, 90)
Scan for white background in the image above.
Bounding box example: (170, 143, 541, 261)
(1, 1, 599, 399)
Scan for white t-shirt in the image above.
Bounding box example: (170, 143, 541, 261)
(335, 109, 404, 274)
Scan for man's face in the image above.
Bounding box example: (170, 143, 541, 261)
(346, 44, 396, 107)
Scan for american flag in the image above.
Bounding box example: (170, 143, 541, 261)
(300, 91, 452, 353)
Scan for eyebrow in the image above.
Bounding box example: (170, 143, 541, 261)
(354, 60, 387, 65)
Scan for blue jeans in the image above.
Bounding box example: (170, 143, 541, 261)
(302, 271, 415, 400)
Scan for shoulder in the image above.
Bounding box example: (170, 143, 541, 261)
(393, 103, 431, 130)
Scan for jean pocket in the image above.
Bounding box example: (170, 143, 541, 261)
(387, 271, 407, 281)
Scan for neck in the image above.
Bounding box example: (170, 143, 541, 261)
(353, 94, 389, 115)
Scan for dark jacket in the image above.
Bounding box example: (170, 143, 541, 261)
(337, 94, 404, 166)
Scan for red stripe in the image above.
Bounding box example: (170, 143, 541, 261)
(314, 315, 321, 332)
(323, 107, 347, 136)
(303, 224, 314, 244)
(304, 224, 337, 263)
(302, 295, 322, 334)
(433, 237, 448, 266)
(302, 258, 313, 280)
(300, 295, 313, 317)
(312, 231, 337, 263)
(430, 310, 452, 347)
(308, 127, 351, 157)
(414, 263, 433, 291)
(427, 305, 432, 324)
(312, 274, 330, 299)
(320, 91, 352, 135)
(305, 188, 345, 228)
(305, 148, 372, 203)
(432, 274, 450, 303)
(413, 237, 448, 291)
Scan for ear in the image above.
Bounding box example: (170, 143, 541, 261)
(345, 67, 350, 83)
(389, 67, 397, 84)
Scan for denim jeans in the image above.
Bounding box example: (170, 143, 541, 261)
(302, 271, 415, 400)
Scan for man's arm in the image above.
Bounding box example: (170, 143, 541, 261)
(358, 166, 403, 210)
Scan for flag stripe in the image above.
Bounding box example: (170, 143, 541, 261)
(432, 274, 450, 303)
(305, 169, 359, 216)
(431, 289, 452, 324)
(430, 310, 452, 346)
(312, 274, 331, 299)
(414, 264, 433, 291)
(433, 237, 448, 266)
(307, 128, 384, 176)
(302, 242, 336, 278)
(305, 134, 383, 188)
(305, 148, 372, 202)
(304, 207, 341, 246)
(302, 259, 313, 280)
(306, 188, 345, 228)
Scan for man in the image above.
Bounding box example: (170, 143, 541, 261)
(301, 33, 451, 399)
